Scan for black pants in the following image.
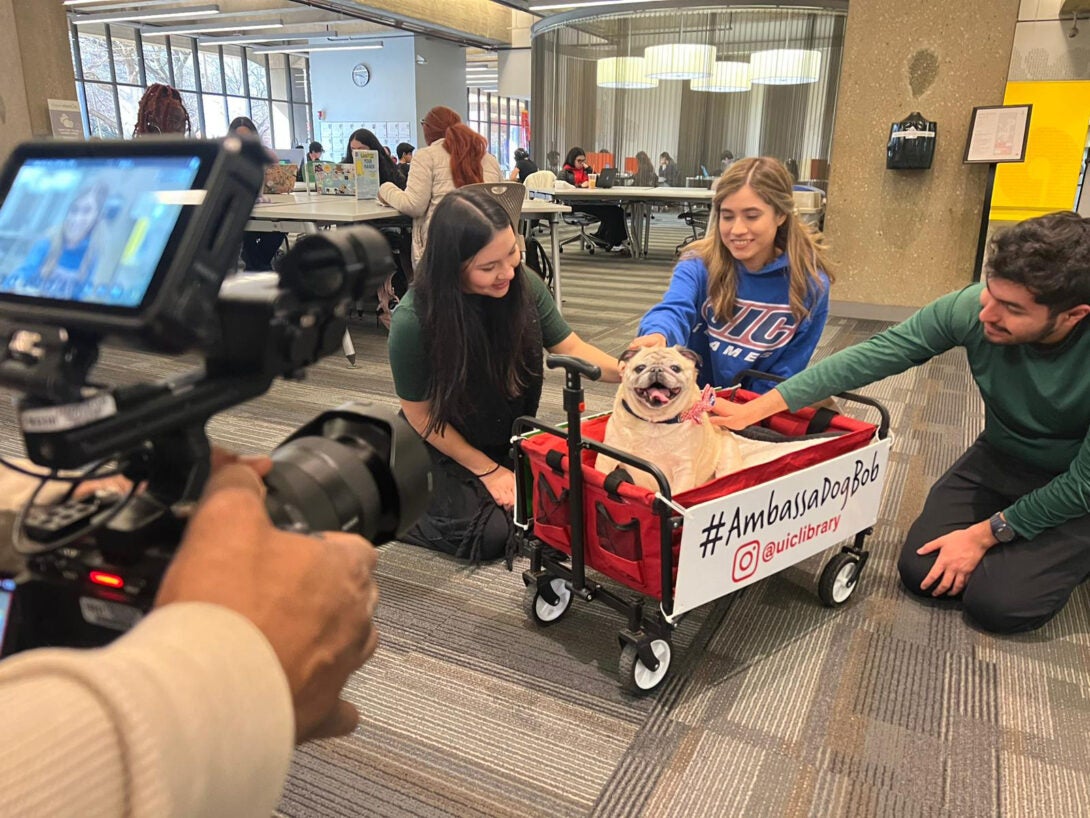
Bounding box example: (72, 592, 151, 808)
(400, 443, 511, 562)
(897, 437, 1090, 633)
(577, 204, 627, 247)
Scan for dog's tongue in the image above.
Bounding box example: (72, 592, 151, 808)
(647, 387, 673, 406)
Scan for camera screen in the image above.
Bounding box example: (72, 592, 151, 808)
(0, 156, 202, 308)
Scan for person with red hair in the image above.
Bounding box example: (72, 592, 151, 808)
(378, 105, 502, 267)
(132, 83, 191, 137)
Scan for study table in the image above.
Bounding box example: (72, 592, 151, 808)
(528, 185, 714, 259)
(246, 193, 572, 363)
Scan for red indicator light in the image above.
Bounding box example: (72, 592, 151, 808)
(89, 571, 124, 589)
(578, 402, 585, 412)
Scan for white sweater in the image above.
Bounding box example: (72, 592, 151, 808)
(0, 603, 294, 817)
(378, 137, 502, 266)
(0, 464, 294, 817)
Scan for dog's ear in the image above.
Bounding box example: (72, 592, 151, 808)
(619, 347, 640, 364)
(674, 346, 703, 369)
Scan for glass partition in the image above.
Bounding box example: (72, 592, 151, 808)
(531, 4, 845, 189)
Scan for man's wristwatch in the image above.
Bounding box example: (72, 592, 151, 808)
(989, 512, 1016, 543)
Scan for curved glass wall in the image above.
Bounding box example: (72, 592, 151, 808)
(531, 4, 846, 188)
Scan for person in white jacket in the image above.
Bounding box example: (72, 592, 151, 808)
(0, 452, 380, 817)
(378, 105, 502, 267)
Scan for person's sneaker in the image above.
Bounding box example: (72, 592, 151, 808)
(612, 246, 632, 258)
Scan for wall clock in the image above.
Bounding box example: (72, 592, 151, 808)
(352, 63, 371, 87)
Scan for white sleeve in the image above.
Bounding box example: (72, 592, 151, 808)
(0, 602, 294, 818)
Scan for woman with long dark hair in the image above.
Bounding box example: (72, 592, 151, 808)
(378, 106, 502, 267)
(342, 128, 406, 189)
(558, 145, 629, 254)
(632, 157, 833, 392)
(388, 187, 619, 561)
(634, 151, 658, 187)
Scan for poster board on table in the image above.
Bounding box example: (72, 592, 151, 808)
(352, 149, 380, 200)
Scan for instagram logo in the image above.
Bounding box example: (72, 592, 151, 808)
(732, 540, 760, 582)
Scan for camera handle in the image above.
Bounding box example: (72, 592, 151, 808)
(0, 324, 100, 405)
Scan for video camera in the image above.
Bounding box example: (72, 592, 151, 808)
(0, 137, 430, 655)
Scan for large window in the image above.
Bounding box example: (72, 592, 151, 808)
(69, 22, 312, 147)
(467, 90, 529, 173)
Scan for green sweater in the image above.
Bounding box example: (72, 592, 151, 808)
(388, 269, 571, 401)
(778, 283, 1090, 540)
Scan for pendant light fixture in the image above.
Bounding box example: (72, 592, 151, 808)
(644, 19, 715, 80)
(597, 56, 658, 89)
(749, 12, 821, 85)
(691, 61, 751, 92)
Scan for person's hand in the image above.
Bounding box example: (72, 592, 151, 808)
(155, 461, 379, 744)
(707, 388, 789, 431)
(628, 333, 667, 350)
(917, 524, 993, 597)
(579, 181, 590, 188)
(479, 466, 515, 510)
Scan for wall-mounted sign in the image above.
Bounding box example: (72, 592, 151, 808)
(48, 99, 83, 140)
(964, 104, 1032, 164)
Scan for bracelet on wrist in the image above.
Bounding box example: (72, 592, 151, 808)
(474, 463, 501, 478)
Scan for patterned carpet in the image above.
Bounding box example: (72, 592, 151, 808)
(2, 217, 1088, 817)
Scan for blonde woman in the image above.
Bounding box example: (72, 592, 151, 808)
(632, 156, 833, 392)
(4, 180, 111, 300)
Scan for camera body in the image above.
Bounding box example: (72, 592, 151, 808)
(0, 138, 430, 655)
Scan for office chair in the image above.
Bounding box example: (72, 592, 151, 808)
(460, 181, 528, 246)
(675, 206, 710, 256)
(559, 211, 613, 254)
(523, 169, 556, 194)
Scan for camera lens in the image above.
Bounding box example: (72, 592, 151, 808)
(262, 402, 430, 544)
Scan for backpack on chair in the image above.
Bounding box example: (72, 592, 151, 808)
(523, 235, 554, 291)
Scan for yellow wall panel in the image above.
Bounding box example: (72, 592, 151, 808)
(990, 81, 1090, 222)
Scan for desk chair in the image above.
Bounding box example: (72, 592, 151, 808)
(559, 211, 612, 255)
(675, 205, 710, 255)
(460, 181, 527, 240)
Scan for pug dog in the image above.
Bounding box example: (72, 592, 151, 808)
(597, 346, 743, 494)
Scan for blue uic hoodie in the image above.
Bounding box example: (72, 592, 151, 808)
(637, 254, 830, 392)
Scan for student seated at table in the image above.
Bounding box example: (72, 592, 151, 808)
(378, 105, 502, 268)
(658, 152, 679, 187)
(631, 156, 833, 393)
(509, 148, 538, 183)
(388, 187, 620, 561)
(633, 151, 658, 187)
(558, 146, 629, 256)
(132, 83, 191, 137)
(343, 128, 407, 190)
(228, 118, 285, 271)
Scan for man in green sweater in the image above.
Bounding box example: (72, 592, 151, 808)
(710, 211, 1090, 633)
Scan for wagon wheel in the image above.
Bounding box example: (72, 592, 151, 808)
(523, 576, 572, 625)
(818, 551, 861, 607)
(618, 639, 671, 695)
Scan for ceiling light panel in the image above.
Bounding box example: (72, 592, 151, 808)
(70, 4, 220, 25)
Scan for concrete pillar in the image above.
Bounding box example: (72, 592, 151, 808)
(824, 1, 1020, 315)
(0, 0, 77, 159)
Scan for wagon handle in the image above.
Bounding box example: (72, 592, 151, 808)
(547, 354, 601, 382)
(737, 369, 891, 440)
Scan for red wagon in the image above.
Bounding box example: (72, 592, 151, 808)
(512, 357, 892, 694)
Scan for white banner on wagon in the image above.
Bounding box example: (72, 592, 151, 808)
(672, 437, 891, 618)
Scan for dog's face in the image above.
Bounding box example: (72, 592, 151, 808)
(617, 346, 702, 422)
